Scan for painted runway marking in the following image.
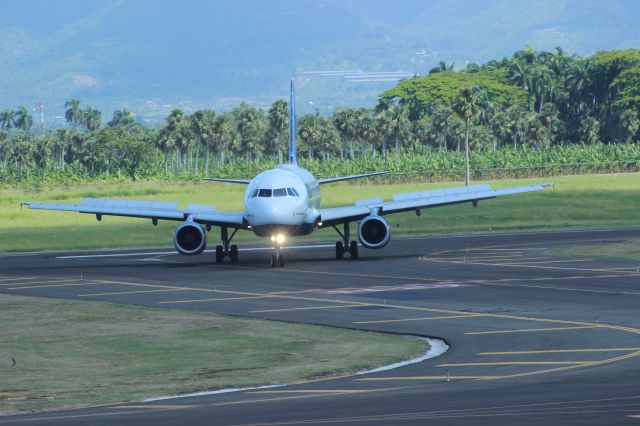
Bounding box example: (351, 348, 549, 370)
(0, 276, 36, 282)
(0, 278, 78, 287)
(8, 281, 107, 290)
(494, 259, 594, 265)
(479, 348, 640, 355)
(465, 325, 601, 335)
(249, 389, 392, 394)
(437, 361, 592, 367)
(78, 288, 193, 297)
(353, 314, 486, 324)
(250, 304, 366, 313)
(469, 280, 640, 296)
(159, 295, 279, 304)
(316, 283, 473, 294)
(358, 376, 500, 381)
(425, 257, 640, 275)
(112, 404, 192, 409)
(208, 386, 406, 406)
(54, 244, 336, 259)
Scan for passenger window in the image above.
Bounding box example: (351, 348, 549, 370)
(251, 188, 259, 198)
(273, 188, 287, 197)
(258, 189, 272, 197)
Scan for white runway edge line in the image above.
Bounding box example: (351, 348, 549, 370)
(141, 337, 447, 403)
(54, 244, 336, 259)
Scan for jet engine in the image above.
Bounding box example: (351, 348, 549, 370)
(358, 215, 391, 249)
(173, 222, 206, 255)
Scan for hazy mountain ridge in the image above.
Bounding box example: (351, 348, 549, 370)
(0, 0, 638, 124)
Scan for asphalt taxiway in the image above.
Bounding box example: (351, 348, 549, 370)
(1, 228, 640, 425)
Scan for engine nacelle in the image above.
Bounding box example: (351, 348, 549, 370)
(358, 215, 391, 249)
(173, 222, 206, 255)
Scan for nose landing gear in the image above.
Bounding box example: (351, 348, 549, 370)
(270, 250, 284, 267)
(270, 234, 285, 267)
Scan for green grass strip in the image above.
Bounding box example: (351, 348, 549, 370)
(0, 294, 424, 414)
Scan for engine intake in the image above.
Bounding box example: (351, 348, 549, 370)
(358, 215, 391, 249)
(174, 222, 206, 255)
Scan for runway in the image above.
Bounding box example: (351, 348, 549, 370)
(2, 228, 640, 425)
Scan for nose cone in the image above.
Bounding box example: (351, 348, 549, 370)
(247, 197, 304, 227)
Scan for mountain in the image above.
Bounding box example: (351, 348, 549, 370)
(1, 0, 638, 125)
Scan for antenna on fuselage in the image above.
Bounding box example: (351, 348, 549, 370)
(289, 78, 297, 165)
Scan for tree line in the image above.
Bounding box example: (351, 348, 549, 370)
(0, 47, 639, 184)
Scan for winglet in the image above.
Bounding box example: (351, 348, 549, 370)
(289, 78, 297, 165)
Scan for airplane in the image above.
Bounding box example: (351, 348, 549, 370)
(22, 80, 551, 267)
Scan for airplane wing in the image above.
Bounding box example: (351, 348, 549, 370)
(203, 178, 251, 184)
(21, 198, 246, 228)
(318, 171, 387, 185)
(318, 183, 551, 227)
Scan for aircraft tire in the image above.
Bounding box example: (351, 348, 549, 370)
(335, 241, 344, 260)
(230, 245, 239, 263)
(215, 245, 224, 264)
(349, 241, 359, 259)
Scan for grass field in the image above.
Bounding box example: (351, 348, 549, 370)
(2, 173, 638, 253)
(0, 294, 424, 414)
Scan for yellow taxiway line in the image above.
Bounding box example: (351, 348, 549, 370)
(479, 348, 640, 355)
(250, 304, 366, 313)
(436, 361, 592, 367)
(465, 325, 601, 335)
(358, 376, 500, 381)
(353, 314, 486, 324)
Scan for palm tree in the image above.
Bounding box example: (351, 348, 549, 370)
(233, 103, 267, 162)
(539, 103, 560, 146)
(266, 100, 289, 162)
(190, 110, 216, 175)
(374, 109, 394, 157)
(298, 114, 321, 160)
(618, 109, 639, 144)
(333, 108, 359, 159)
(83, 108, 101, 131)
(14, 106, 33, 132)
(386, 104, 411, 154)
(451, 85, 480, 186)
(432, 105, 452, 151)
(211, 114, 235, 167)
(579, 117, 600, 145)
(0, 109, 16, 133)
(53, 129, 70, 169)
(64, 99, 83, 129)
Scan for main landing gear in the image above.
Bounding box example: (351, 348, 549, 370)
(215, 226, 239, 264)
(332, 222, 358, 260)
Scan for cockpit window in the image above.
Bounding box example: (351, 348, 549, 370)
(258, 188, 272, 197)
(273, 188, 287, 197)
(287, 187, 300, 197)
(251, 188, 259, 198)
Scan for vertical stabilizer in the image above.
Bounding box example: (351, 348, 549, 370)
(289, 78, 297, 165)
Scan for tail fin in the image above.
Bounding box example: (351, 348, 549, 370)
(289, 78, 297, 165)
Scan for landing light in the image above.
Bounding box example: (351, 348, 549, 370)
(271, 234, 285, 244)
(318, 221, 323, 226)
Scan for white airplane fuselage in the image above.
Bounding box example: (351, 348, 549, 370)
(244, 164, 321, 238)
